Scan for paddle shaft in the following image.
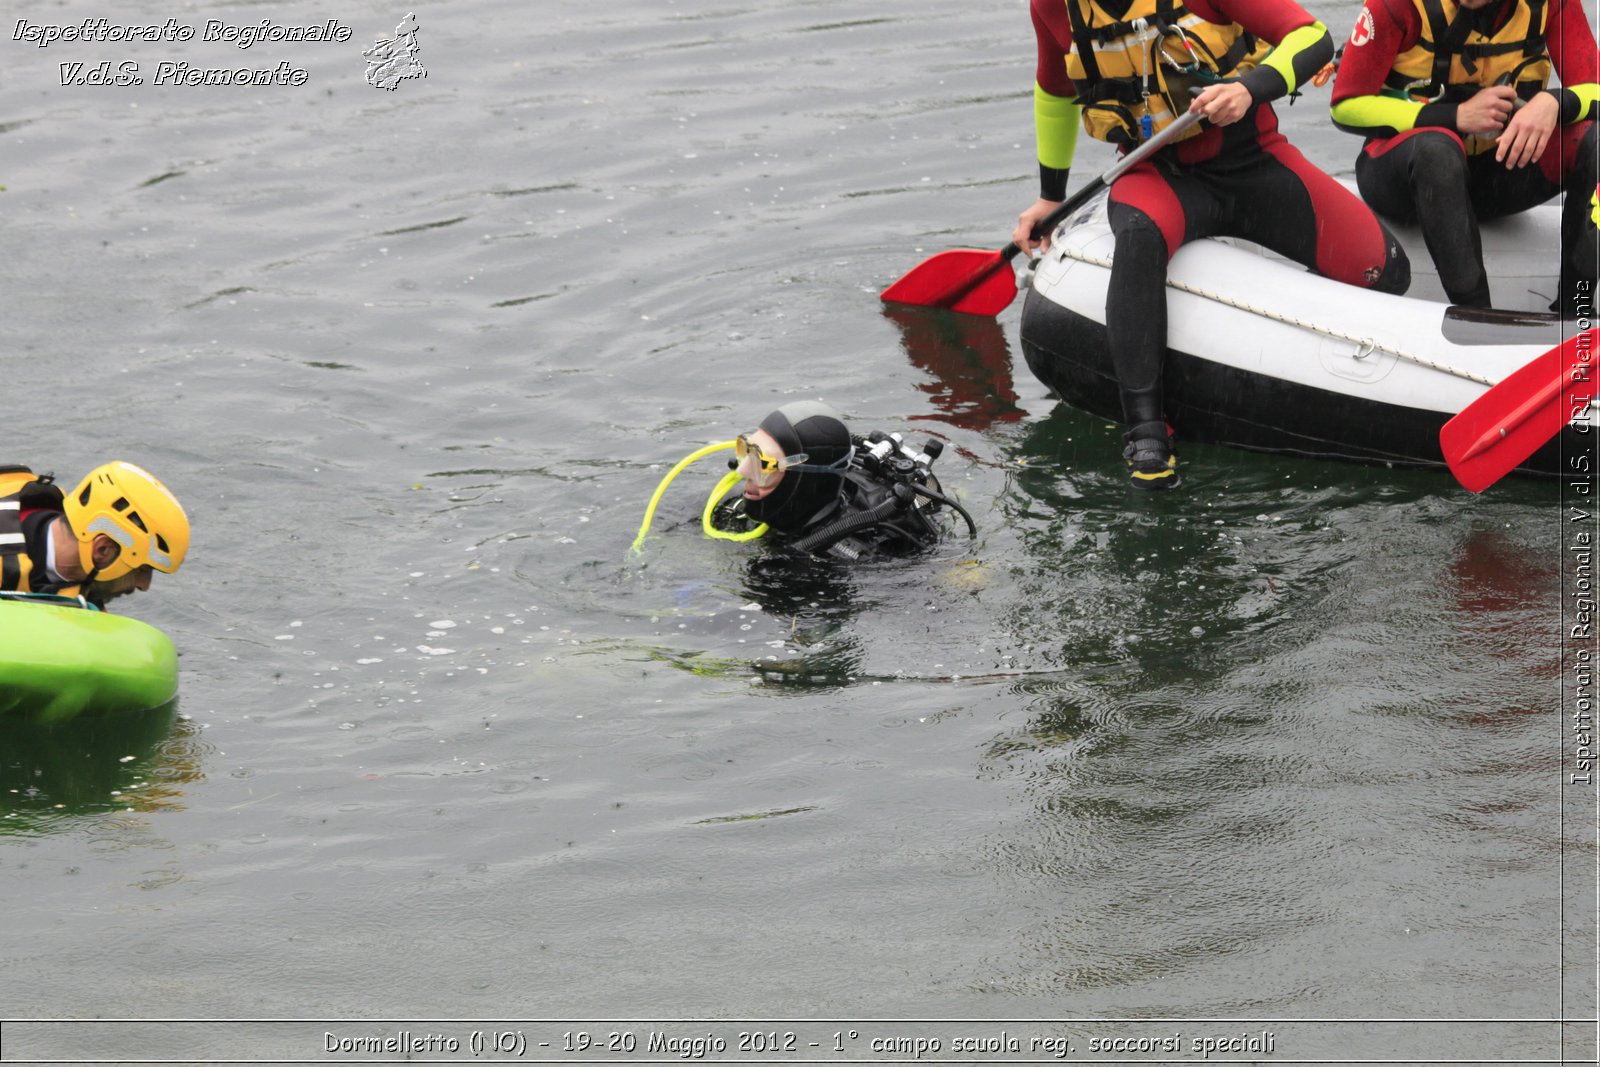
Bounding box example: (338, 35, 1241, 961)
(1020, 109, 1206, 249)
(878, 109, 1205, 315)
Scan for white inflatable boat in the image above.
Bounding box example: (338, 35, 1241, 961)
(1018, 187, 1582, 475)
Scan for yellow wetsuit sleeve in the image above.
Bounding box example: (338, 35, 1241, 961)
(1258, 21, 1332, 96)
(1568, 83, 1599, 123)
(1035, 82, 1081, 171)
(1331, 93, 1426, 136)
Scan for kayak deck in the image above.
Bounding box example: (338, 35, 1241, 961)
(0, 598, 178, 723)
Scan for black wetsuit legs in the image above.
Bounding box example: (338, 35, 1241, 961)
(1357, 124, 1597, 308)
(1105, 205, 1170, 427)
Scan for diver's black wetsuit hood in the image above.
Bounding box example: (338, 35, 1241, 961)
(741, 401, 852, 533)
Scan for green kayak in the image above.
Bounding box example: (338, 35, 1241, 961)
(0, 594, 178, 723)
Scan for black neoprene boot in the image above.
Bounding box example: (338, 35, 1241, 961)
(1122, 420, 1179, 490)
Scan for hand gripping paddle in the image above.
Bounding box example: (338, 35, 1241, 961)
(879, 110, 1204, 317)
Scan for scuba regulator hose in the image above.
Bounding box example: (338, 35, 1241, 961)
(789, 478, 977, 556)
(699, 471, 768, 543)
(630, 441, 768, 554)
(910, 481, 977, 538)
(790, 485, 913, 556)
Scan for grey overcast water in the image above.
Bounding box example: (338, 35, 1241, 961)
(1, 0, 1595, 1063)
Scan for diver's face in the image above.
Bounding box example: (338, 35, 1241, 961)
(739, 429, 787, 501)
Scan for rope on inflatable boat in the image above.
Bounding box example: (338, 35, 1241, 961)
(1050, 247, 1498, 387)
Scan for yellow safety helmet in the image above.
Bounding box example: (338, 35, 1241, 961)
(64, 461, 190, 582)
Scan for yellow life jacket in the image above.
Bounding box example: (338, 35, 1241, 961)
(1063, 0, 1268, 145)
(1386, 0, 1550, 153)
(0, 467, 38, 498)
(0, 466, 80, 598)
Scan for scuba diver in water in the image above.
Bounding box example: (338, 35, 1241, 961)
(633, 401, 975, 560)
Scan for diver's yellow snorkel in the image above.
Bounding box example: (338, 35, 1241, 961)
(630, 441, 769, 554)
(701, 471, 767, 543)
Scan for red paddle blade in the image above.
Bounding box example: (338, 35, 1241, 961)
(880, 248, 1020, 317)
(1441, 327, 1596, 492)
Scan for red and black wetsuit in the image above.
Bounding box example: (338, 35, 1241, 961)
(1031, 0, 1410, 432)
(1330, 0, 1598, 307)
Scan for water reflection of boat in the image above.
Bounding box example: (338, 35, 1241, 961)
(1019, 187, 1581, 476)
(880, 303, 1025, 432)
(0, 702, 201, 831)
(0, 593, 178, 723)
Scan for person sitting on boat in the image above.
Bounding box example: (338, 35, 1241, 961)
(633, 401, 975, 559)
(1329, 0, 1597, 311)
(0, 462, 190, 608)
(1013, 0, 1411, 489)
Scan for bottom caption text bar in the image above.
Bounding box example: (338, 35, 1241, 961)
(0, 1018, 1593, 1063)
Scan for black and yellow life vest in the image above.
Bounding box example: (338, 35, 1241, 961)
(0, 465, 77, 598)
(1385, 0, 1551, 112)
(1064, 0, 1268, 145)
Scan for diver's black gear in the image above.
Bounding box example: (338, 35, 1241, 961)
(723, 424, 972, 559)
(792, 482, 917, 557)
(799, 462, 944, 559)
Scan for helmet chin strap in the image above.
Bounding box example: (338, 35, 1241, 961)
(72, 557, 104, 607)
(79, 543, 103, 598)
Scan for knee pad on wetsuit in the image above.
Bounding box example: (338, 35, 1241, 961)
(1403, 132, 1471, 189)
(1110, 208, 1170, 265)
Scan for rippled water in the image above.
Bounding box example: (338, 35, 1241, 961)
(2, 0, 1595, 1061)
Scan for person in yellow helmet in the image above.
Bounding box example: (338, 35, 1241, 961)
(0, 461, 190, 607)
